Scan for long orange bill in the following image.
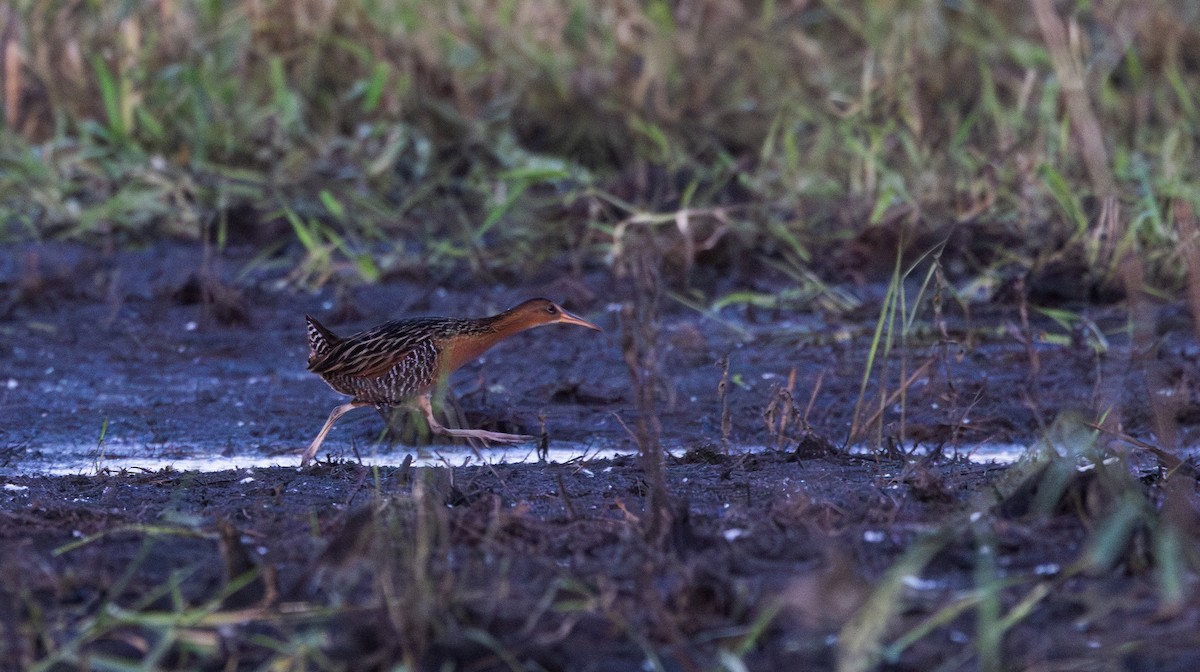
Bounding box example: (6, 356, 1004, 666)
(558, 309, 602, 331)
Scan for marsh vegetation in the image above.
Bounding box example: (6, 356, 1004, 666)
(2, 1, 1200, 669)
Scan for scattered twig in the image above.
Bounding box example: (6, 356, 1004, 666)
(717, 355, 732, 453)
(555, 472, 578, 521)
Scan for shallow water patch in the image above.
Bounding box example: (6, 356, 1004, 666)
(1, 440, 1036, 476)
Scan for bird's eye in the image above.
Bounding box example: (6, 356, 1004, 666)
(546, 305, 558, 314)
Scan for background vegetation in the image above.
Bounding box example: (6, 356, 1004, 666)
(2, 0, 1198, 289)
(5, 2, 1200, 669)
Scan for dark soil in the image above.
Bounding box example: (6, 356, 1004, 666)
(2, 242, 1200, 670)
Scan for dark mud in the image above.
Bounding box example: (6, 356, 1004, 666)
(2, 242, 1200, 669)
(7, 242, 1198, 473)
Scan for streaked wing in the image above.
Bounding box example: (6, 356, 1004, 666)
(308, 320, 436, 379)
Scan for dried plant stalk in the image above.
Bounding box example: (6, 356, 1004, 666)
(1031, 0, 1115, 196)
(619, 235, 672, 548)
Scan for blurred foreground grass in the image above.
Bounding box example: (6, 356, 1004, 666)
(5, 4, 1200, 668)
(1, 0, 1198, 287)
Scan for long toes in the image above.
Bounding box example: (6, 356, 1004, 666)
(464, 431, 533, 444)
(484, 433, 535, 444)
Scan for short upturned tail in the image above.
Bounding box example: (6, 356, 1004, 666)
(305, 315, 341, 366)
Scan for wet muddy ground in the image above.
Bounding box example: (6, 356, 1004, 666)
(2, 242, 1200, 669)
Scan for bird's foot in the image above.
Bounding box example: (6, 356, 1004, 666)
(436, 428, 535, 444)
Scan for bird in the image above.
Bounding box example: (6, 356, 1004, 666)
(300, 298, 602, 467)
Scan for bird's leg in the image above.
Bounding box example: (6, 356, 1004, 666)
(301, 401, 370, 467)
(416, 394, 534, 444)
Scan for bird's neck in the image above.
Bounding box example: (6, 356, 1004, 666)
(441, 310, 541, 373)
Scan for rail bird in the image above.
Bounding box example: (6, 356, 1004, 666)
(300, 298, 601, 466)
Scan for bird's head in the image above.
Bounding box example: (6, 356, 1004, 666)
(507, 298, 602, 332)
